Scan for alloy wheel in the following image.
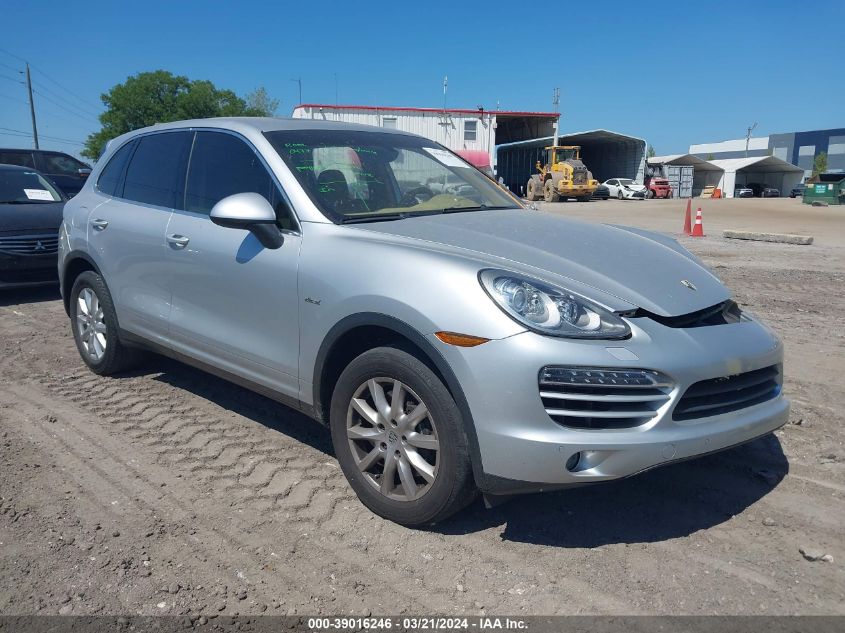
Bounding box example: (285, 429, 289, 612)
(76, 287, 107, 361)
(346, 377, 439, 502)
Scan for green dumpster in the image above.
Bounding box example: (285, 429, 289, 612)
(803, 174, 845, 205)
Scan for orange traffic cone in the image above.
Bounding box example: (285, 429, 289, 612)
(691, 207, 705, 237)
(683, 199, 692, 235)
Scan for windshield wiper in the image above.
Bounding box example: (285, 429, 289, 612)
(440, 205, 514, 214)
(340, 213, 409, 224)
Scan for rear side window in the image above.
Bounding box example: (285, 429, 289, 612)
(96, 141, 135, 197)
(185, 131, 294, 229)
(0, 151, 35, 168)
(123, 132, 192, 208)
(40, 153, 86, 176)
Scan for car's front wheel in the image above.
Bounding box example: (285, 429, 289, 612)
(329, 347, 476, 526)
(617, 190, 624, 200)
(70, 271, 144, 375)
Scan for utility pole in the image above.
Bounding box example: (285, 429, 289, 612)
(290, 77, 302, 105)
(552, 87, 560, 147)
(442, 76, 448, 111)
(745, 122, 758, 158)
(25, 63, 39, 149)
(334, 72, 338, 106)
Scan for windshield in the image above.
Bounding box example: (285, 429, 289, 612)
(0, 169, 63, 204)
(618, 179, 634, 185)
(553, 148, 578, 162)
(265, 130, 520, 222)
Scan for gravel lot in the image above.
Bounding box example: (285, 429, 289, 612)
(1, 198, 843, 617)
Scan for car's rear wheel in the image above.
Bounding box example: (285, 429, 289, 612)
(70, 271, 144, 375)
(329, 347, 476, 526)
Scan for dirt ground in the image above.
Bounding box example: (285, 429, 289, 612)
(1, 197, 843, 617)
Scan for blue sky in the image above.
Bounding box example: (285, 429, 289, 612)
(1, 0, 842, 160)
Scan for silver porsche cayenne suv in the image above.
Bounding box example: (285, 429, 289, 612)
(59, 118, 789, 526)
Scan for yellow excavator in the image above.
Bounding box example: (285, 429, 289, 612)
(525, 146, 599, 202)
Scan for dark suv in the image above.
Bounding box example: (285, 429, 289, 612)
(0, 148, 91, 197)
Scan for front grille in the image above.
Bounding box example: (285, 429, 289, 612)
(0, 234, 58, 255)
(673, 365, 781, 421)
(540, 366, 673, 429)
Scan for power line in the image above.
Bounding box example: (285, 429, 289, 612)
(0, 73, 23, 84)
(0, 126, 85, 144)
(0, 130, 84, 147)
(0, 61, 20, 73)
(0, 47, 102, 112)
(31, 79, 101, 119)
(0, 91, 29, 106)
(33, 89, 99, 124)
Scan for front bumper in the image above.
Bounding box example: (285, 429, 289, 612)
(430, 316, 788, 492)
(0, 252, 58, 288)
(559, 187, 596, 196)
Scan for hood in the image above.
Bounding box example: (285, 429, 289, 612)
(356, 209, 729, 317)
(0, 201, 65, 233)
(623, 183, 646, 190)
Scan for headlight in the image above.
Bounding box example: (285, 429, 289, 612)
(479, 270, 631, 339)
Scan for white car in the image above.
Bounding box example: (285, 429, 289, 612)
(603, 178, 647, 200)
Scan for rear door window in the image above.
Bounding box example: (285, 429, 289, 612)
(96, 141, 135, 197)
(122, 132, 192, 208)
(39, 153, 87, 176)
(184, 131, 294, 229)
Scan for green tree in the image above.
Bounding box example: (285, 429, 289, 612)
(812, 151, 828, 176)
(83, 71, 278, 158)
(245, 87, 279, 117)
(647, 145, 656, 158)
(706, 153, 715, 161)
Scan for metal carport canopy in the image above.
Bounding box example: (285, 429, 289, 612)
(710, 156, 804, 198)
(649, 154, 723, 172)
(495, 129, 647, 192)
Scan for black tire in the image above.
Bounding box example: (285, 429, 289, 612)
(647, 189, 655, 199)
(577, 196, 591, 202)
(525, 178, 540, 201)
(617, 190, 624, 200)
(329, 346, 477, 526)
(70, 271, 145, 375)
(543, 179, 560, 203)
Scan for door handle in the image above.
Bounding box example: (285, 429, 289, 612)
(166, 234, 190, 248)
(91, 219, 109, 231)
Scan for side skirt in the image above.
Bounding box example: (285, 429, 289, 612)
(118, 329, 318, 421)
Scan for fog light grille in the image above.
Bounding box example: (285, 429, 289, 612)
(539, 367, 673, 430)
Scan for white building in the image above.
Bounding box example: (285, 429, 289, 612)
(292, 104, 558, 173)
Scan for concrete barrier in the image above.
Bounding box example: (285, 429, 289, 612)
(723, 230, 813, 245)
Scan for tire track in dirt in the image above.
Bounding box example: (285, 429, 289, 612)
(31, 365, 642, 614)
(3, 381, 465, 614)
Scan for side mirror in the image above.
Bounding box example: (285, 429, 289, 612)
(209, 192, 284, 250)
(78, 168, 92, 179)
